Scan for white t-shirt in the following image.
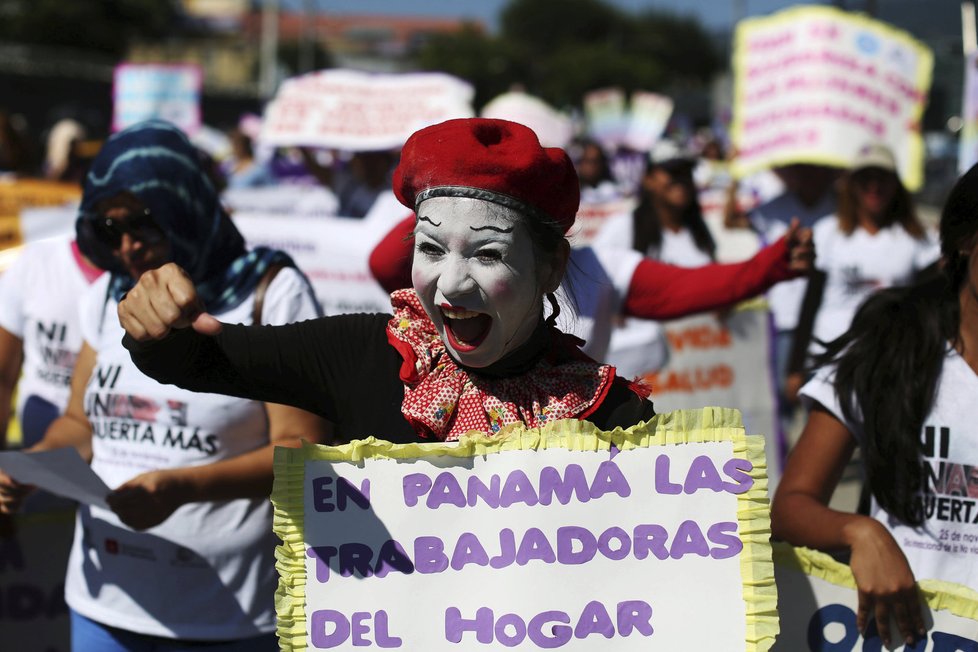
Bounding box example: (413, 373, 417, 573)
(0, 235, 101, 446)
(64, 266, 320, 640)
(592, 213, 713, 378)
(557, 245, 642, 362)
(751, 191, 836, 331)
(802, 352, 978, 592)
(810, 216, 939, 350)
(592, 212, 713, 267)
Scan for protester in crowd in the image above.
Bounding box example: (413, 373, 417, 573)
(594, 139, 716, 266)
(368, 208, 814, 364)
(0, 234, 103, 518)
(0, 120, 330, 650)
(786, 143, 939, 396)
(0, 109, 34, 177)
(300, 147, 397, 218)
(771, 162, 978, 649)
(575, 139, 621, 203)
(749, 162, 841, 432)
(0, 235, 103, 448)
(591, 139, 717, 377)
(114, 118, 666, 446)
(692, 133, 729, 193)
(222, 127, 275, 189)
(43, 118, 89, 183)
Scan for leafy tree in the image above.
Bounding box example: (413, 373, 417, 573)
(418, 24, 523, 109)
(0, 0, 179, 56)
(417, 0, 720, 109)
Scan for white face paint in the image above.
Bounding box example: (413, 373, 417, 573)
(412, 196, 549, 369)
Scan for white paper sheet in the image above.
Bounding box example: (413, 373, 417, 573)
(0, 448, 110, 509)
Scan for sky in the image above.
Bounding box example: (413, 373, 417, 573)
(288, 0, 838, 32)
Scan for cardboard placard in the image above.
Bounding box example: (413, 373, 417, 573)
(271, 408, 778, 650)
(731, 6, 932, 190)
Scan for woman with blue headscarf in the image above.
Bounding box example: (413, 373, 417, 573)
(0, 121, 329, 650)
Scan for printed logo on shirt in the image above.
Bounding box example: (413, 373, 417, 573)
(170, 546, 208, 569)
(103, 537, 156, 562)
(915, 425, 978, 526)
(840, 266, 882, 297)
(86, 365, 220, 455)
(35, 320, 77, 387)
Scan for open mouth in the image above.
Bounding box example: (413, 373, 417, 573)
(441, 306, 491, 352)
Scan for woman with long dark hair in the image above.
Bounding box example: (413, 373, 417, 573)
(794, 144, 938, 360)
(772, 162, 978, 648)
(592, 140, 717, 378)
(595, 140, 716, 266)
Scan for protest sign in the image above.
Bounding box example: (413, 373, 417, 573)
(569, 198, 636, 248)
(0, 510, 75, 652)
(637, 304, 782, 488)
(621, 92, 675, 153)
(772, 543, 978, 650)
(223, 185, 339, 218)
(260, 69, 474, 151)
(584, 88, 628, 151)
(112, 64, 202, 135)
(232, 211, 399, 316)
(271, 407, 778, 650)
(731, 5, 933, 190)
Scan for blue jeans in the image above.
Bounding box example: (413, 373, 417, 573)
(70, 611, 278, 652)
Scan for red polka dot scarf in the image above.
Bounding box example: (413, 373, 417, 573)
(385, 289, 616, 441)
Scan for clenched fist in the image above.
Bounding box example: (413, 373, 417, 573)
(118, 263, 224, 341)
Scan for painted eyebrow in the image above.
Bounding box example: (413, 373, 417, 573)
(416, 215, 442, 227)
(469, 224, 514, 233)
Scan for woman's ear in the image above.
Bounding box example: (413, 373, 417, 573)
(542, 239, 571, 294)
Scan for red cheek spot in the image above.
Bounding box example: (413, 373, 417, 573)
(490, 281, 515, 298)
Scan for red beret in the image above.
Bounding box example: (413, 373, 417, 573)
(393, 118, 580, 233)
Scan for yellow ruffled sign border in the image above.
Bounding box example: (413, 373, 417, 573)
(271, 406, 779, 650)
(773, 542, 978, 623)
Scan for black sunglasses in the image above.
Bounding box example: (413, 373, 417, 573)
(91, 208, 164, 248)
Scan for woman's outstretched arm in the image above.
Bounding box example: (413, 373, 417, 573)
(772, 404, 925, 648)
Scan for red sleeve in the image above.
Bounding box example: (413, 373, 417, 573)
(368, 213, 415, 293)
(621, 235, 795, 320)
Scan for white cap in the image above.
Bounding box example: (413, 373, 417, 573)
(851, 142, 897, 173)
(648, 139, 695, 166)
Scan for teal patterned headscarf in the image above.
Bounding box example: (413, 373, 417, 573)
(76, 120, 301, 313)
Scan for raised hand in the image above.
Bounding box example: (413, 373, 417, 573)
(118, 263, 223, 341)
(784, 218, 815, 274)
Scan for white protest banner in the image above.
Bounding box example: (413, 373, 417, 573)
(772, 543, 978, 650)
(584, 88, 628, 151)
(223, 185, 339, 218)
(731, 5, 933, 190)
(271, 408, 778, 651)
(638, 304, 782, 489)
(260, 69, 474, 151)
(622, 91, 674, 152)
(481, 91, 574, 148)
(232, 211, 399, 316)
(112, 64, 202, 135)
(568, 198, 636, 248)
(960, 52, 978, 175)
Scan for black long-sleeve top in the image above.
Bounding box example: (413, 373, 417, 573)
(123, 313, 655, 444)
